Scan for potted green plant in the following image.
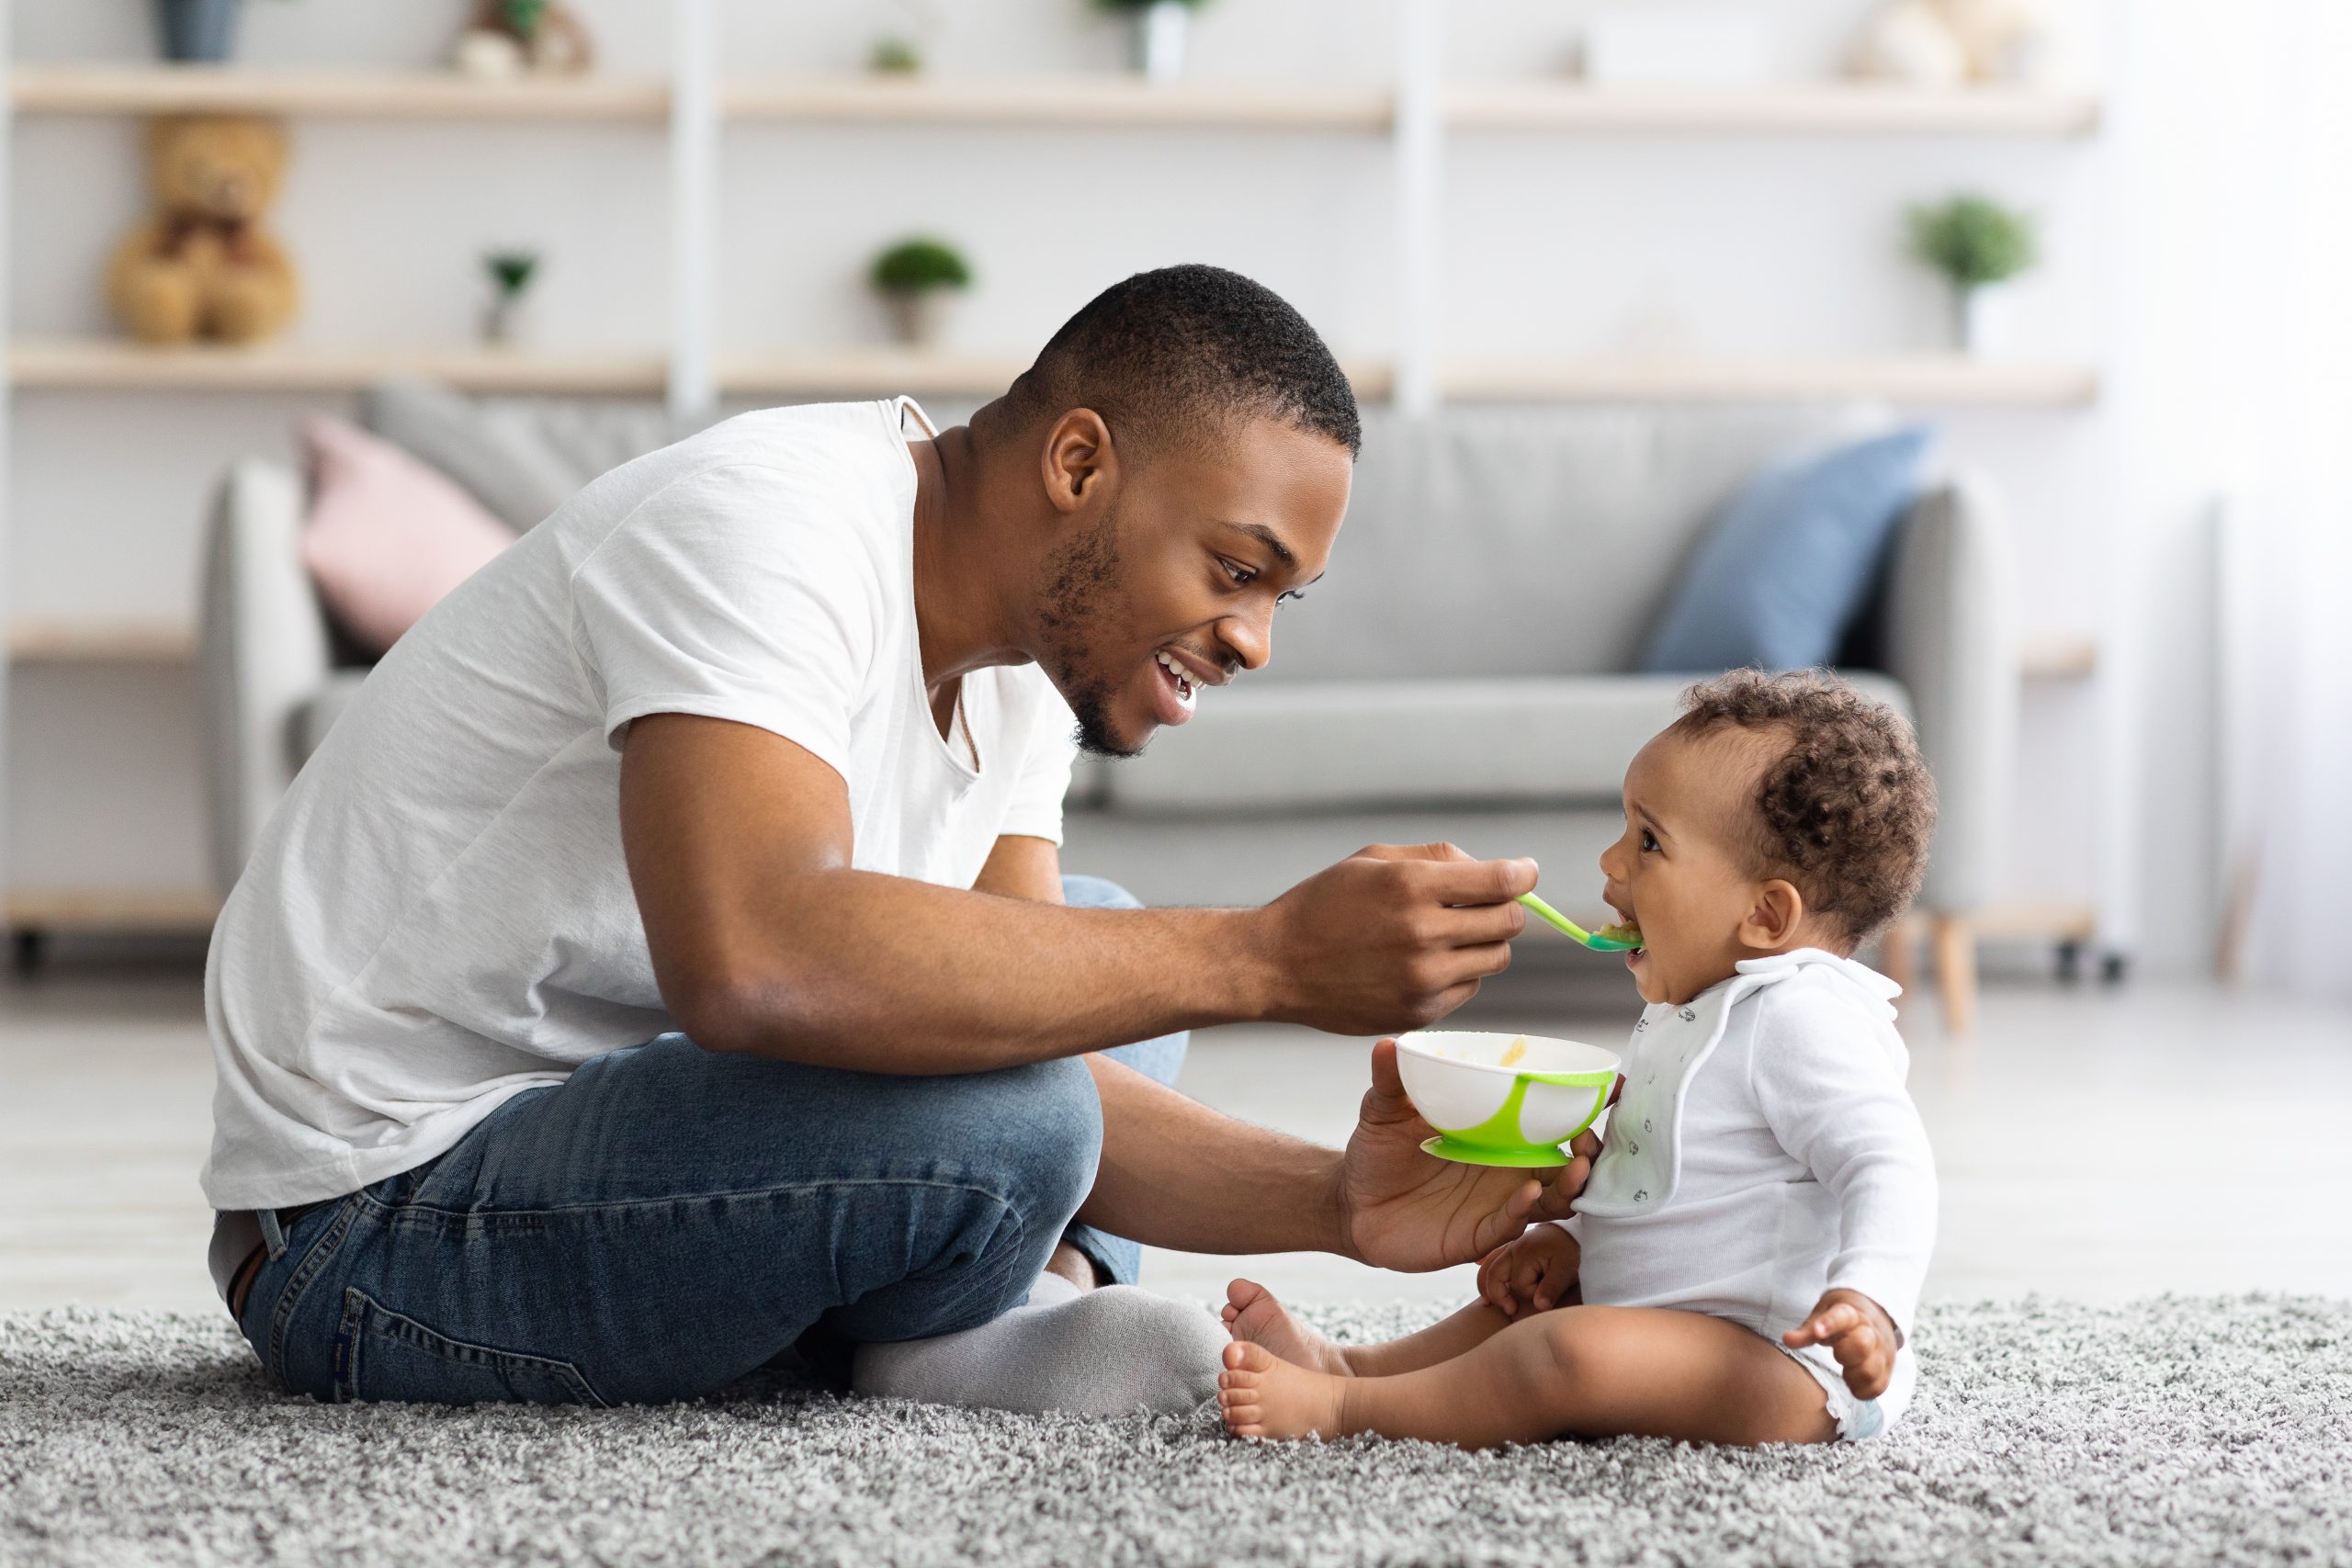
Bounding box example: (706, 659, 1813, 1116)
(1907, 193, 2039, 356)
(481, 249, 540, 345)
(1096, 0, 1212, 82)
(869, 35, 924, 75)
(869, 237, 972, 349)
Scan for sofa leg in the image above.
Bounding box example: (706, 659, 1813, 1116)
(1932, 915, 1979, 1035)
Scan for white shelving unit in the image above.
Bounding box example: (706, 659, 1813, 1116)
(0, 0, 2109, 942)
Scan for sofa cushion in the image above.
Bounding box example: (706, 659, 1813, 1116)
(1097, 673, 1913, 815)
(362, 379, 716, 534)
(296, 416, 515, 658)
(1262, 402, 1890, 684)
(1641, 425, 1933, 673)
(1105, 678, 1679, 814)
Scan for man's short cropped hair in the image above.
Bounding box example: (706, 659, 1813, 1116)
(1668, 669, 1939, 945)
(995, 264, 1361, 461)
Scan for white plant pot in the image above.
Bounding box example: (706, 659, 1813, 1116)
(480, 294, 532, 347)
(882, 288, 954, 349)
(1955, 284, 2012, 357)
(1135, 2, 1189, 82)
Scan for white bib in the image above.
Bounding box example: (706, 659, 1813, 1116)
(1574, 950, 1893, 1219)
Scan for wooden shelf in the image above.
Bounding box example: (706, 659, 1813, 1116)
(1448, 83, 2101, 135)
(8, 63, 669, 120)
(9, 338, 667, 394)
(5, 889, 219, 933)
(2020, 636, 2098, 680)
(9, 621, 196, 664)
(725, 75, 1393, 131)
(8, 342, 2091, 406)
(9, 67, 2097, 138)
(1442, 357, 2100, 406)
(718, 348, 1396, 400)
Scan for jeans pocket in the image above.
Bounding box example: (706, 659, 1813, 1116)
(333, 1288, 609, 1407)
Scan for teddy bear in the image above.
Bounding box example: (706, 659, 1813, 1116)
(451, 0, 596, 78)
(1849, 0, 2060, 86)
(106, 114, 299, 345)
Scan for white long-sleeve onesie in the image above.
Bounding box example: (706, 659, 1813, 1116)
(1565, 948, 1938, 1427)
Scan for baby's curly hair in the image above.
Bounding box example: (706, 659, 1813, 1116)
(1666, 670, 1938, 945)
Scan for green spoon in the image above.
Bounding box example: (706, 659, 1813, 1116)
(1517, 891, 1643, 952)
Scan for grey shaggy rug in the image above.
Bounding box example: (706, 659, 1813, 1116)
(5, 1297, 2349, 1568)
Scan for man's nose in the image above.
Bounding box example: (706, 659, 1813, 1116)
(1221, 609, 1271, 673)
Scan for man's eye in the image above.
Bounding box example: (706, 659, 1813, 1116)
(1276, 588, 1306, 606)
(1222, 559, 1256, 586)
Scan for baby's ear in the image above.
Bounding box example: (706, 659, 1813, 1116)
(1736, 879, 1805, 951)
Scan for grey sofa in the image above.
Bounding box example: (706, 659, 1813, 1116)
(200, 393, 2014, 1026)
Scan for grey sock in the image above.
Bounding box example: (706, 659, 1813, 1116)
(850, 1284, 1228, 1417)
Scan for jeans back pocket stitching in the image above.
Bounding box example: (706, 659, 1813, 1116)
(265, 1195, 362, 1386)
(338, 1287, 610, 1408)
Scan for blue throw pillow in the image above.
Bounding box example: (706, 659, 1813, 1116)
(1639, 425, 1933, 674)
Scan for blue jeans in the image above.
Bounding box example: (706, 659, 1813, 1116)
(232, 874, 1186, 1407)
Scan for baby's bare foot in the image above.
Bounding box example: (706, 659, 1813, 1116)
(1217, 1341, 1351, 1440)
(1222, 1279, 1353, 1375)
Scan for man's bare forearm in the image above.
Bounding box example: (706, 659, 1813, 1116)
(684, 869, 1276, 1072)
(1072, 1055, 1354, 1258)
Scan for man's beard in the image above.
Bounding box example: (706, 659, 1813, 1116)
(1034, 509, 1142, 760)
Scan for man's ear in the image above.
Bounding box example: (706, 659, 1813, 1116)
(1736, 879, 1806, 951)
(1039, 408, 1115, 516)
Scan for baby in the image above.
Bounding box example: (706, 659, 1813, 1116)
(1218, 669, 1940, 1449)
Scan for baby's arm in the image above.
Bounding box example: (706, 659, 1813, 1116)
(1749, 995, 1939, 1398)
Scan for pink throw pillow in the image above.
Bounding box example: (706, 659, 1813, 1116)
(299, 414, 514, 656)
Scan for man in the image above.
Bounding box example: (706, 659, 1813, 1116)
(203, 265, 1583, 1411)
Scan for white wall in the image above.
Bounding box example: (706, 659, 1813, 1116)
(8, 0, 2215, 970)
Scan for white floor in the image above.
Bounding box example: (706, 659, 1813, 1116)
(5, 967, 2349, 1315)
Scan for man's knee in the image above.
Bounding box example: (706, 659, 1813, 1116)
(1060, 874, 1141, 912)
(975, 1054, 1102, 1227)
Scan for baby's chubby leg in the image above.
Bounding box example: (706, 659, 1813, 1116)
(1219, 1304, 1838, 1450)
(1225, 1278, 1519, 1379)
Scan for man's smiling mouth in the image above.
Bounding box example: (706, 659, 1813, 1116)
(1155, 649, 1197, 707)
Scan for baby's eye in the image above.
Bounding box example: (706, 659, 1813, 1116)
(1640, 829, 1659, 853)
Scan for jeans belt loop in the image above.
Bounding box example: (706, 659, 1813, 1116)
(258, 1206, 288, 1261)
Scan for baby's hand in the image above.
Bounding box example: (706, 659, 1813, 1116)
(1476, 1224, 1580, 1317)
(1781, 1290, 1900, 1400)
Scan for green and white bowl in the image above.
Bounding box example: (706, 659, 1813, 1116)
(1396, 1031, 1621, 1168)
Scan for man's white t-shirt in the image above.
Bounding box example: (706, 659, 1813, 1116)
(200, 398, 1080, 1212)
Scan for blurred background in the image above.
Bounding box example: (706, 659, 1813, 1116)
(4, 0, 2346, 1314)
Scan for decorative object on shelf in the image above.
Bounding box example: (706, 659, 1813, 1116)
(869, 237, 972, 349)
(1849, 0, 2060, 86)
(1097, 0, 1209, 84)
(106, 116, 299, 345)
(1907, 193, 2038, 356)
(868, 36, 924, 75)
(452, 0, 596, 80)
(152, 0, 247, 62)
(1577, 9, 1770, 87)
(480, 250, 541, 345)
